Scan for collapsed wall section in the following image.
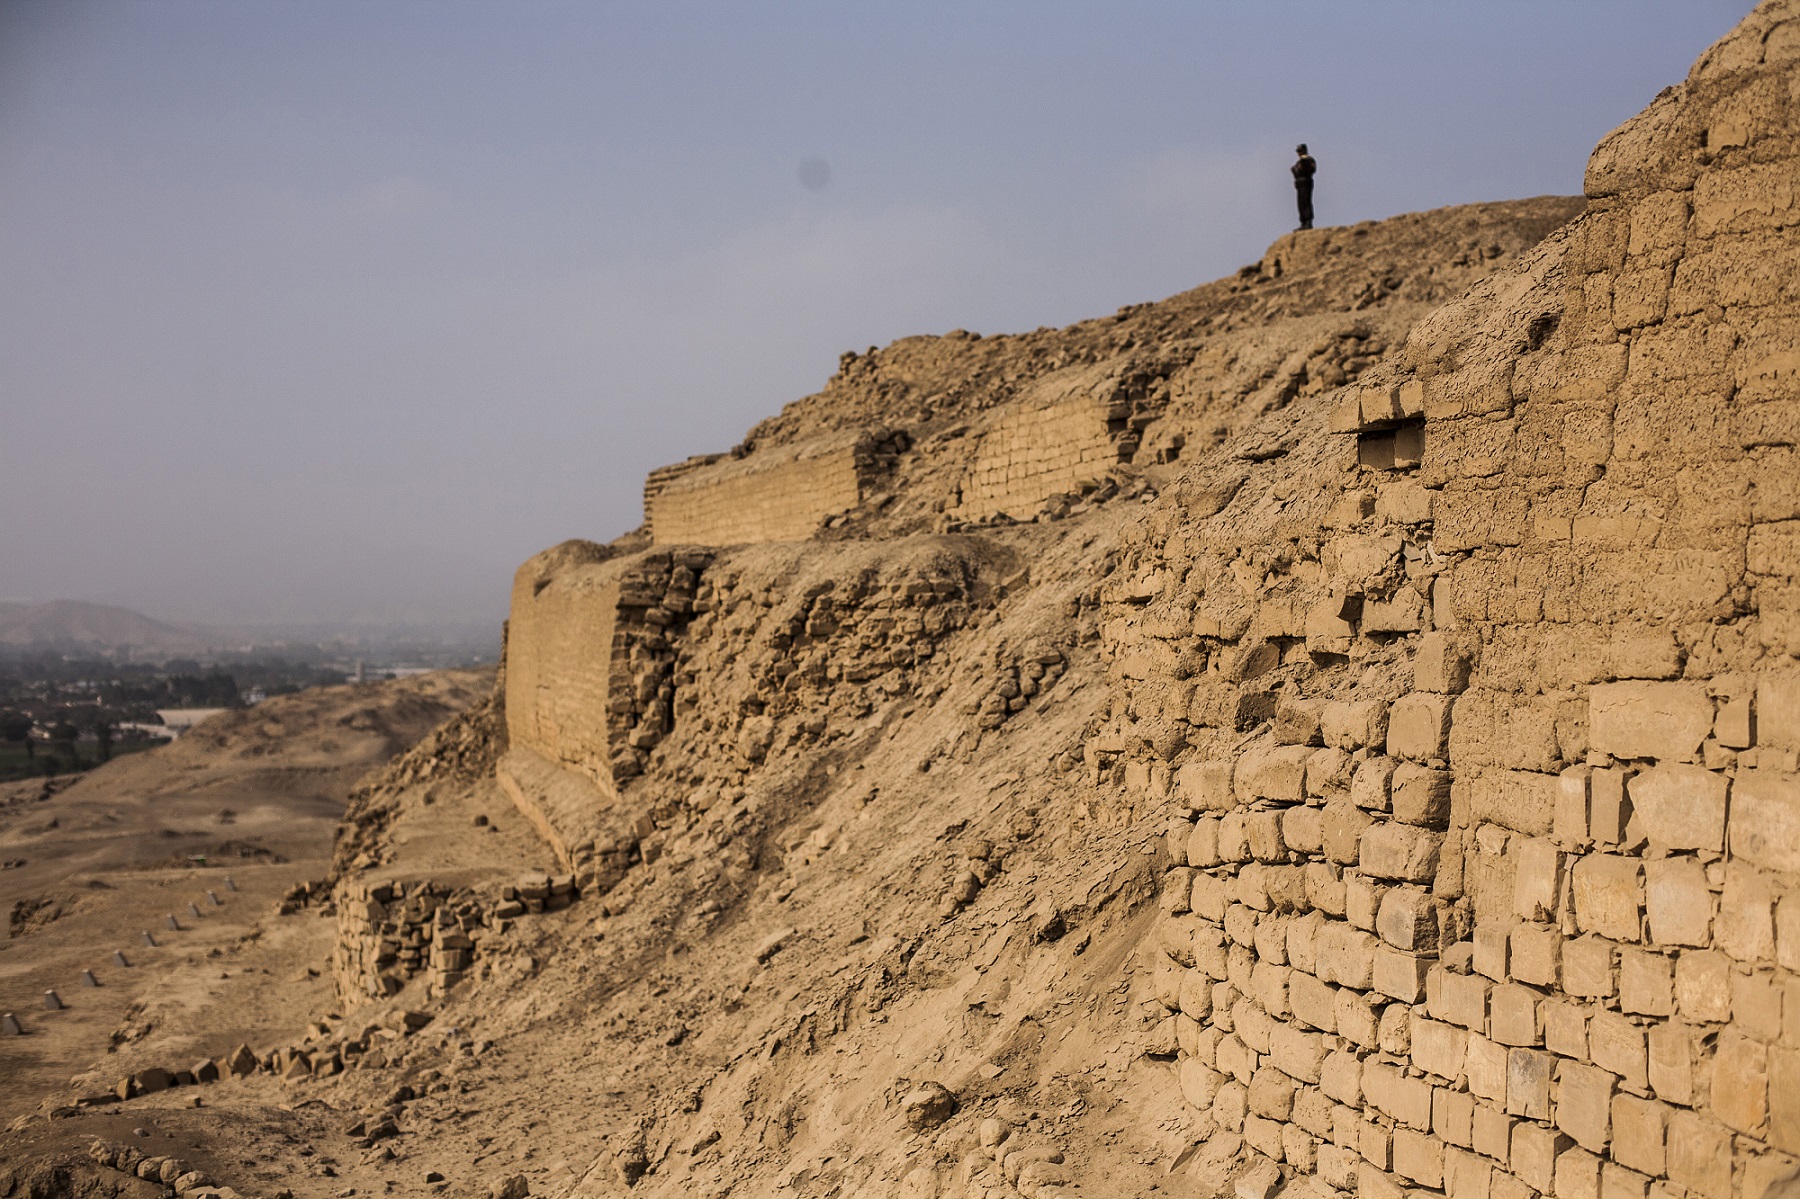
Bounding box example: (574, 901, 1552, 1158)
(1100, 7, 1800, 1197)
(647, 429, 906, 545)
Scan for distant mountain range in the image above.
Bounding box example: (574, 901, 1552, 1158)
(0, 600, 234, 655)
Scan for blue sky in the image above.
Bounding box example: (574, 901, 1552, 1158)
(0, 1, 1748, 633)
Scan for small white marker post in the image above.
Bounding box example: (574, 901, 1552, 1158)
(142, 931, 157, 947)
(1, 1013, 21, 1035)
(80, 969, 99, 988)
(114, 950, 131, 967)
(42, 990, 62, 1011)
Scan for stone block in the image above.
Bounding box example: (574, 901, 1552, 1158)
(1618, 948, 1672, 1016)
(1732, 767, 1800, 874)
(1361, 1119, 1394, 1173)
(1555, 768, 1591, 850)
(1188, 818, 1222, 868)
(1468, 1034, 1508, 1102)
(1351, 756, 1397, 811)
(1665, 1110, 1732, 1199)
(1510, 924, 1561, 988)
(1710, 1031, 1768, 1136)
(1562, 936, 1615, 998)
(1626, 764, 1727, 853)
(1415, 631, 1472, 694)
(1393, 1128, 1445, 1188)
(1244, 1113, 1284, 1160)
(1507, 1048, 1553, 1119)
(1643, 856, 1711, 947)
(1493, 1171, 1536, 1199)
(1378, 1002, 1412, 1057)
(1373, 947, 1432, 1003)
(1281, 806, 1324, 855)
(1294, 1085, 1334, 1138)
(1391, 764, 1452, 828)
(1646, 1021, 1693, 1105)
(1587, 1010, 1647, 1092)
(1511, 1120, 1572, 1193)
(1179, 968, 1215, 1021)
(1346, 872, 1384, 931)
(1573, 855, 1642, 942)
(1734, 970, 1782, 1042)
(1473, 1102, 1514, 1163)
(1514, 837, 1564, 922)
(1320, 1143, 1361, 1192)
(1245, 810, 1288, 863)
(1288, 909, 1323, 973)
(1555, 1060, 1615, 1153)
(1412, 1017, 1469, 1081)
(1220, 813, 1251, 863)
(1609, 1095, 1665, 1177)
(1360, 823, 1443, 883)
(1673, 949, 1730, 1021)
(1389, 693, 1453, 761)
(1587, 682, 1713, 761)
(1283, 1122, 1319, 1171)
(1471, 770, 1561, 837)
(1192, 873, 1230, 924)
(1318, 921, 1378, 990)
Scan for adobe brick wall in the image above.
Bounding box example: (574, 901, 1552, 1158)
(958, 396, 1126, 521)
(1103, 7, 1800, 1196)
(647, 430, 905, 545)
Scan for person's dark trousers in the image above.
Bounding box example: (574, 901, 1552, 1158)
(1296, 184, 1314, 229)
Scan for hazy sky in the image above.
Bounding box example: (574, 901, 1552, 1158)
(0, 1, 1746, 635)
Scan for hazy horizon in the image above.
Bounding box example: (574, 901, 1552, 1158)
(0, 1, 1747, 634)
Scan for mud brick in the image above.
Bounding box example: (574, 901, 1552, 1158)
(1673, 949, 1730, 1021)
(1573, 855, 1642, 942)
(1492, 1171, 1535, 1199)
(1734, 970, 1783, 1041)
(1347, 871, 1386, 931)
(1378, 1003, 1412, 1057)
(1373, 946, 1432, 1003)
(1294, 1085, 1335, 1137)
(1318, 922, 1378, 990)
(1414, 630, 1472, 694)
(1510, 923, 1561, 987)
(1320, 1143, 1361, 1191)
(1618, 949, 1673, 1016)
(1324, 801, 1374, 865)
(1475, 923, 1512, 982)
(1507, 1048, 1553, 1119)
(1554, 767, 1591, 850)
(1361, 1118, 1394, 1172)
(1587, 682, 1712, 762)
(1283, 1123, 1319, 1172)
(1270, 1023, 1327, 1084)
(1391, 763, 1452, 828)
(1321, 1048, 1364, 1106)
(1432, 966, 1492, 1030)
(1469, 1033, 1508, 1102)
(1393, 1127, 1445, 1188)
(1289, 970, 1338, 1032)
(1643, 856, 1711, 947)
(1601, 1164, 1649, 1199)
(1288, 909, 1323, 973)
(1609, 1095, 1666, 1177)
(1188, 818, 1223, 868)
(1510, 1120, 1571, 1193)
(1248, 1064, 1296, 1120)
(1542, 1000, 1589, 1061)
(1434, 1087, 1476, 1149)
(1282, 806, 1324, 855)
(1646, 1021, 1694, 1105)
(1337, 987, 1381, 1048)
(1388, 693, 1453, 760)
(1361, 823, 1443, 883)
(1716, 866, 1776, 962)
(1562, 936, 1616, 998)
(1365, 1060, 1434, 1131)
(1589, 768, 1632, 846)
(1513, 837, 1563, 922)
(1378, 885, 1441, 951)
(1323, 699, 1390, 751)
(1490, 984, 1542, 1047)
(1773, 1043, 1800, 1155)
(1412, 1017, 1469, 1081)
(1710, 1031, 1768, 1135)
(1351, 755, 1397, 811)
(1446, 1147, 1493, 1199)
(1587, 1010, 1647, 1092)
(1555, 1147, 1601, 1199)
(1665, 1109, 1732, 1199)
(1181, 1059, 1225, 1111)
(1627, 764, 1727, 853)
(1242, 1113, 1284, 1160)
(1473, 1102, 1514, 1163)
(1555, 1060, 1614, 1153)
(1181, 760, 1236, 811)
(1731, 767, 1800, 874)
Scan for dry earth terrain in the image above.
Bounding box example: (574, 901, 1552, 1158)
(3, 4, 1798, 1198)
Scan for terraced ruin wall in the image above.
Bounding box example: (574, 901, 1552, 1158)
(1103, 11, 1800, 1198)
(958, 397, 1127, 520)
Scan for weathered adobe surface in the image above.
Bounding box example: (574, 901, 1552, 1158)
(6, 7, 1795, 1199)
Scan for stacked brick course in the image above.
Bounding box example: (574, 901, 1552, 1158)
(1105, 9, 1800, 1196)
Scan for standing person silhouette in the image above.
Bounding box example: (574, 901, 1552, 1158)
(1292, 144, 1317, 230)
